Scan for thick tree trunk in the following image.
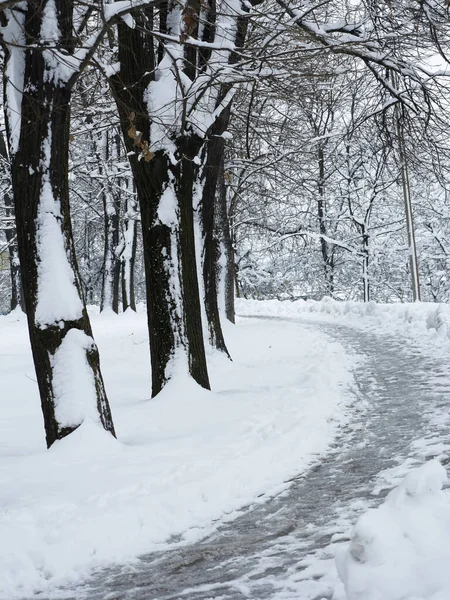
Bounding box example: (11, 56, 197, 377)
(4, 1, 115, 448)
(199, 108, 231, 353)
(195, 2, 254, 340)
(177, 135, 211, 384)
(110, 17, 210, 396)
(110, 0, 257, 390)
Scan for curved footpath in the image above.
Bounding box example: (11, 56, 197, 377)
(52, 318, 450, 600)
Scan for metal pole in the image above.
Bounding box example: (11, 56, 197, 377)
(395, 98, 421, 301)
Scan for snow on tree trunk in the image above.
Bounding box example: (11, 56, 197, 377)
(199, 107, 232, 352)
(4, 191, 23, 312)
(317, 144, 334, 297)
(121, 192, 138, 313)
(0, 133, 24, 312)
(99, 131, 121, 314)
(80, 214, 95, 305)
(8, 250, 22, 311)
(109, 0, 258, 391)
(1, 1, 115, 448)
(217, 159, 235, 324)
(193, 0, 254, 350)
(362, 229, 370, 303)
(397, 118, 421, 302)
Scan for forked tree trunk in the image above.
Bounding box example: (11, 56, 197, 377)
(3, 1, 115, 448)
(110, 0, 258, 391)
(110, 17, 209, 395)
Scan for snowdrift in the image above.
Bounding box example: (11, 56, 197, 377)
(237, 297, 450, 342)
(337, 460, 450, 600)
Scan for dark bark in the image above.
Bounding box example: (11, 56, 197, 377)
(99, 131, 121, 313)
(0, 133, 24, 311)
(121, 196, 138, 312)
(200, 111, 232, 351)
(110, 19, 176, 395)
(100, 198, 121, 313)
(362, 228, 370, 302)
(4, 192, 23, 311)
(198, 0, 216, 69)
(129, 218, 137, 312)
(100, 191, 121, 313)
(196, 4, 253, 342)
(317, 144, 334, 295)
(110, 17, 210, 395)
(158, 2, 167, 63)
(4, 1, 115, 448)
(82, 216, 95, 305)
(217, 158, 235, 323)
(182, 0, 201, 80)
(177, 135, 211, 384)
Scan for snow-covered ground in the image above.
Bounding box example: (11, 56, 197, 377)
(0, 307, 356, 599)
(4, 299, 450, 600)
(337, 460, 450, 600)
(237, 297, 450, 350)
(236, 298, 450, 600)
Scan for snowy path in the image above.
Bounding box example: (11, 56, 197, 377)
(54, 318, 450, 600)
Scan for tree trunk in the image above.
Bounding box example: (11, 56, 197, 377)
(3, 1, 115, 448)
(81, 215, 95, 305)
(394, 83, 420, 302)
(177, 135, 211, 385)
(99, 131, 121, 313)
(110, 0, 256, 390)
(4, 195, 24, 312)
(362, 228, 370, 302)
(317, 145, 334, 296)
(121, 193, 138, 312)
(399, 138, 421, 302)
(0, 133, 24, 311)
(217, 155, 235, 323)
(110, 17, 209, 395)
(199, 109, 232, 353)
(196, 2, 254, 337)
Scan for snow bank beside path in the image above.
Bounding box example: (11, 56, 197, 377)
(237, 297, 450, 344)
(337, 460, 450, 600)
(0, 310, 355, 599)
